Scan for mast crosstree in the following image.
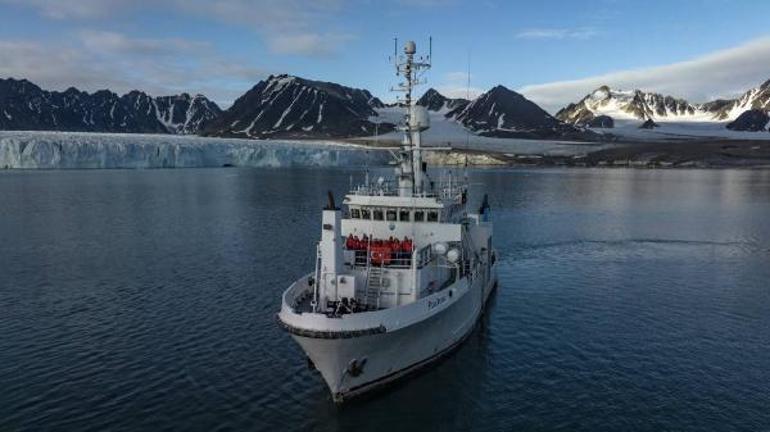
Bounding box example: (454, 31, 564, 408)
(393, 39, 433, 197)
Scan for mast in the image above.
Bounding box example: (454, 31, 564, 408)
(394, 39, 431, 197)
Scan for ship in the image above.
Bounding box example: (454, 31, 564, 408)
(277, 39, 498, 403)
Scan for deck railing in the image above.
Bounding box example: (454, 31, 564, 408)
(348, 178, 466, 200)
(346, 249, 413, 268)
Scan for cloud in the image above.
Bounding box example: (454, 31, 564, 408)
(170, 0, 351, 56)
(0, 0, 140, 19)
(268, 33, 355, 56)
(78, 30, 210, 56)
(3, 0, 352, 57)
(0, 34, 267, 106)
(434, 71, 483, 100)
(515, 27, 600, 40)
(0, 40, 132, 91)
(519, 36, 770, 113)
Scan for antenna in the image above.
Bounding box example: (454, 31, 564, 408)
(465, 47, 471, 149)
(429, 36, 432, 66)
(393, 37, 398, 75)
(466, 48, 471, 100)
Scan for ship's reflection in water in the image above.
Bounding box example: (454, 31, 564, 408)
(1, 167, 769, 431)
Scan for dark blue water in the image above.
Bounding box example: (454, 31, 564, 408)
(2, 168, 770, 431)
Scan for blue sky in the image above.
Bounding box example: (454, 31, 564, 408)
(1, 0, 770, 112)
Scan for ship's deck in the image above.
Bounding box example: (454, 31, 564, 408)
(288, 268, 459, 316)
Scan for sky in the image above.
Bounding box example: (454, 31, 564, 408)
(1, 0, 770, 113)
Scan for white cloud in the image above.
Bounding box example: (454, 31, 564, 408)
(519, 36, 770, 113)
(434, 71, 483, 100)
(78, 30, 210, 55)
(0, 0, 140, 19)
(0, 40, 137, 97)
(268, 33, 355, 56)
(0, 35, 267, 106)
(3, 0, 352, 57)
(515, 27, 600, 40)
(170, 0, 350, 56)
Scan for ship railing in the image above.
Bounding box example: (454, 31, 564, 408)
(349, 180, 399, 196)
(283, 273, 315, 313)
(346, 249, 413, 269)
(343, 244, 432, 268)
(348, 178, 466, 200)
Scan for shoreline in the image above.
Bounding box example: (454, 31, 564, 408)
(2, 130, 770, 169)
(348, 137, 770, 169)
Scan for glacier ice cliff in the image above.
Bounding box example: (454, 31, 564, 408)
(0, 131, 391, 169)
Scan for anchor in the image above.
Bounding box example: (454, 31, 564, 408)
(346, 357, 368, 377)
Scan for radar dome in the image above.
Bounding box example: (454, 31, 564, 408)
(404, 41, 416, 54)
(433, 242, 448, 255)
(446, 248, 460, 263)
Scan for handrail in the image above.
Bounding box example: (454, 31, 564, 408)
(351, 251, 412, 268)
(348, 178, 466, 199)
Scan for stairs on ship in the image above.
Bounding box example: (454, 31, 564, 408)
(365, 265, 385, 310)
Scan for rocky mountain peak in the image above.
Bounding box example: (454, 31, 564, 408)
(417, 88, 469, 112)
(203, 73, 392, 139)
(556, 85, 699, 126)
(0, 78, 220, 134)
(451, 84, 590, 140)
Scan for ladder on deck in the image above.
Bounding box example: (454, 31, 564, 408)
(365, 263, 385, 310)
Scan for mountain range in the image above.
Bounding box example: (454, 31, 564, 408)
(2, 75, 770, 139)
(414, 85, 592, 140)
(0, 78, 221, 134)
(555, 79, 770, 132)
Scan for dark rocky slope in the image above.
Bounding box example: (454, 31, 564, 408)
(203, 74, 393, 139)
(0, 78, 221, 134)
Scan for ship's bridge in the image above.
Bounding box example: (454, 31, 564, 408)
(343, 175, 468, 225)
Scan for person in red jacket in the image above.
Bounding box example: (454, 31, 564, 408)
(346, 234, 355, 250)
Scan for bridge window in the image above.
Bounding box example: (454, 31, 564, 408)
(373, 209, 384, 221)
(414, 210, 425, 222)
(427, 211, 439, 222)
(386, 210, 397, 221)
(399, 209, 410, 221)
(361, 208, 371, 220)
(351, 208, 361, 219)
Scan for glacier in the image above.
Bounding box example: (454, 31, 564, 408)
(0, 131, 392, 169)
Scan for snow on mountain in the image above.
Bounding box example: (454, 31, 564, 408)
(154, 93, 223, 134)
(0, 131, 390, 169)
(203, 74, 393, 139)
(369, 105, 612, 156)
(416, 88, 469, 113)
(450, 85, 592, 140)
(556, 79, 770, 133)
(555, 86, 702, 126)
(703, 79, 770, 121)
(0, 78, 221, 134)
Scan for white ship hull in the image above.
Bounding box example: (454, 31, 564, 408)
(281, 267, 497, 402)
(277, 38, 498, 403)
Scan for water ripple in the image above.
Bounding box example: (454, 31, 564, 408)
(1, 168, 770, 431)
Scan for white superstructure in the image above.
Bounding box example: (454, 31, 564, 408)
(278, 40, 498, 402)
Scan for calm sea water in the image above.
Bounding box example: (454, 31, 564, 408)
(2, 168, 770, 432)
